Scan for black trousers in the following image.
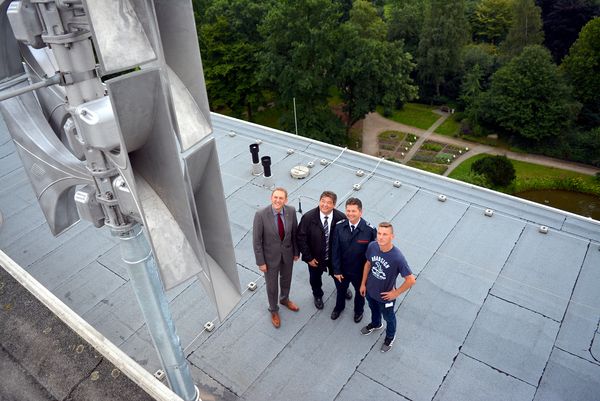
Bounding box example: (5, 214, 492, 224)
(308, 260, 331, 298)
(333, 274, 364, 314)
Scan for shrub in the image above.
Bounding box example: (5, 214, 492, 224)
(422, 142, 443, 151)
(471, 155, 516, 187)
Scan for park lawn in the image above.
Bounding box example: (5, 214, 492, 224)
(377, 103, 439, 130)
(252, 105, 285, 130)
(435, 115, 461, 136)
(449, 154, 598, 191)
(407, 160, 448, 175)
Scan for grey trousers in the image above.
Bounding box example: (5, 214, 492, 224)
(264, 256, 293, 312)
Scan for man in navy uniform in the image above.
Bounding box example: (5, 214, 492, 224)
(297, 191, 346, 309)
(331, 198, 377, 322)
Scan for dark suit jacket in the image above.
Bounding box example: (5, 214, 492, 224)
(332, 218, 377, 278)
(297, 207, 345, 275)
(253, 204, 299, 268)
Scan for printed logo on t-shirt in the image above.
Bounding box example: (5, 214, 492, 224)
(371, 255, 390, 280)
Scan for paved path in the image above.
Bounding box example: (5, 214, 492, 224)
(401, 112, 449, 163)
(361, 112, 425, 156)
(361, 111, 600, 177)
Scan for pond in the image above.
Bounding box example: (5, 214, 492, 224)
(515, 189, 600, 221)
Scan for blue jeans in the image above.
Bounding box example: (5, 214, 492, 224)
(366, 293, 396, 339)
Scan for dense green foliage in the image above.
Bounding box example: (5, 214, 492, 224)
(337, 1, 418, 131)
(538, 0, 600, 62)
(471, 155, 516, 186)
(501, 0, 544, 59)
(470, 0, 513, 44)
(562, 17, 600, 128)
(194, 0, 598, 169)
(475, 46, 579, 143)
(417, 0, 469, 98)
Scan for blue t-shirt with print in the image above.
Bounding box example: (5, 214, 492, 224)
(365, 241, 412, 302)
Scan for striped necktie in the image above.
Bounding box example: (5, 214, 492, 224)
(323, 215, 329, 260)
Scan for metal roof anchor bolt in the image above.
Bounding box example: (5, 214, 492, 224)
(247, 281, 258, 291)
(438, 194, 447, 202)
(484, 209, 494, 217)
(154, 369, 166, 381)
(204, 321, 215, 332)
(356, 170, 365, 177)
(393, 180, 402, 188)
(539, 225, 549, 234)
(353, 183, 361, 191)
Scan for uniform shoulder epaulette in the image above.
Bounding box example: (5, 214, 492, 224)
(336, 219, 347, 225)
(365, 221, 374, 228)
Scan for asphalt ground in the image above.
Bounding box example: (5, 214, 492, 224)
(0, 265, 155, 401)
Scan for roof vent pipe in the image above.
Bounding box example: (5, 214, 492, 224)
(261, 156, 274, 188)
(250, 144, 262, 176)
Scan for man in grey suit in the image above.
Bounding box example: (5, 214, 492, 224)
(253, 187, 300, 328)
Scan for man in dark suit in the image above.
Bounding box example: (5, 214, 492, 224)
(297, 191, 346, 310)
(253, 187, 300, 328)
(331, 197, 377, 323)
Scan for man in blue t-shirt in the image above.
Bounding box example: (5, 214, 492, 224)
(359, 222, 416, 352)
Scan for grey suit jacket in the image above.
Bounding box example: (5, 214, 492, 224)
(253, 204, 299, 267)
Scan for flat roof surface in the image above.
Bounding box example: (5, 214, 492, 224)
(1, 113, 600, 401)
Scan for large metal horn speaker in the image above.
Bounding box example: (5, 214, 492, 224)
(0, 0, 241, 320)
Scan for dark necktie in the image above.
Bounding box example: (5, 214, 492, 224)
(350, 224, 355, 232)
(323, 215, 329, 260)
(277, 213, 285, 241)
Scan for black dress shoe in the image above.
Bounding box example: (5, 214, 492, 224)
(331, 309, 342, 320)
(345, 289, 353, 300)
(354, 313, 363, 323)
(314, 297, 324, 309)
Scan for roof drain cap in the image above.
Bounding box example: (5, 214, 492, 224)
(290, 165, 310, 179)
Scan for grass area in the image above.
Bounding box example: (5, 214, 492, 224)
(407, 160, 448, 175)
(435, 114, 461, 136)
(376, 103, 440, 130)
(449, 154, 600, 196)
(252, 105, 285, 130)
(347, 127, 362, 151)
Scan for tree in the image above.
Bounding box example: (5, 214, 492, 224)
(477, 45, 580, 144)
(417, 0, 470, 98)
(258, 0, 343, 141)
(471, 155, 516, 186)
(501, 0, 544, 59)
(335, 2, 417, 133)
(259, 0, 340, 107)
(197, 0, 273, 119)
(387, 0, 424, 55)
(471, 0, 514, 45)
(538, 0, 600, 62)
(348, 0, 387, 40)
(562, 17, 600, 127)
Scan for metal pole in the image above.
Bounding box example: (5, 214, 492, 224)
(116, 224, 200, 401)
(0, 74, 60, 102)
(293, 97, 298, 135)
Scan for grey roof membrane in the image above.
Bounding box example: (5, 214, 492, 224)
(1, 112, 600, 401)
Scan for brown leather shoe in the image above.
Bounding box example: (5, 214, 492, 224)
(280, 299, 300, 312)
(271, 312, 280, 328)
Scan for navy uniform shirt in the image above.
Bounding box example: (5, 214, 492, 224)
(332, 218, 377, 278)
